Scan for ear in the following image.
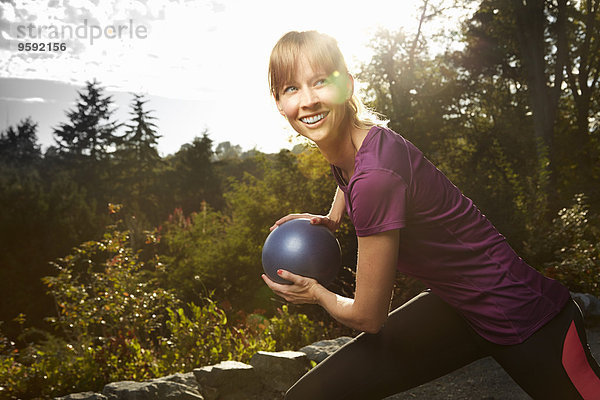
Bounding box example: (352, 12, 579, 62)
(275, 96, 287, 118)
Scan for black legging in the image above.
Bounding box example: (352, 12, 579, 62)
(285, 291, 600, 400)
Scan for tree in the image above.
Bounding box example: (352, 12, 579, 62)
(358, 1, 568, 251)
(0, 117, 41, 165)
(165, 133, 221, 214)
(53, 80, 120, 160)
(562, 0, 600, 201)
(159, 147, 341, 312)
(111, 94, 163, 225)
(358, 1, 464, 157)
(457, 0, 600, 258)
(120, 94, 161, 166)
(214, 141, 242, 161)
(461, 0, 596, 206)
(516, 0, 569, 147)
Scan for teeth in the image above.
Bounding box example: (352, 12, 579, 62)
(301, 112, 327, 124)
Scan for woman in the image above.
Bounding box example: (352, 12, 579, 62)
(262, 30, 600, 399)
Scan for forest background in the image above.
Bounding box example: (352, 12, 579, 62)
(1, 0, 600, 398)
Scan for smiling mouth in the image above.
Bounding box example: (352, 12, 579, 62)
(300, 112, 329, 125)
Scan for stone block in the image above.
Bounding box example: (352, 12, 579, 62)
(55, 392, 107, 400)
(572, 292, 600, 319)
(249, 351, 310, 392)
(193, 360, 262, 400)
(151, 372, 200, 392)
(299, 336, 353, 363)
(102, 380, 203, 400)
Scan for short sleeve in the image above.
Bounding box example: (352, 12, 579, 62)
(349, 168, 408, 236)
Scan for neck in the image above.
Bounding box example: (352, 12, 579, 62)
(316, 121, 367, 180)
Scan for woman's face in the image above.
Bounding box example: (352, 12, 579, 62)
(275, 56, 352, 144)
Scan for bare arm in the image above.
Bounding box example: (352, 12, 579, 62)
(263, 229, 399, 333)
(327, 186, 346, 228)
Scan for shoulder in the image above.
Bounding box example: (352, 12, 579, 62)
(351, 168, 406, 193)
(359, 126, 409, 159)
(349, 168, 408, 211)
(354, 125, 416, 187)
(349, 168, 409, 236)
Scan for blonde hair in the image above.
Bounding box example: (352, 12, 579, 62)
(268, 30, 384, 130)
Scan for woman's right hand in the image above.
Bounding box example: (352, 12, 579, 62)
(269, 213, 340, 233)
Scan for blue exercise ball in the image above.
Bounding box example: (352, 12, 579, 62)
(262, 218, 341, 285)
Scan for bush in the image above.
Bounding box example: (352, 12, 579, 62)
(159, 299, 276, 370)
(542, 194, 600, 296)
(0, 208, 331, 398)
(158, 148, 342, 313)
(0, 326, 28, 399)
(266, 305, 330, 352)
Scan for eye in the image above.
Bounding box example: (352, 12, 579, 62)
(282, 85, 297, 94)
(315, 78, 328, 86)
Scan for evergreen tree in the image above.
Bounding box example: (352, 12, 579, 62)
(53, 79, 120, 160)
(121, 93, 161, 167)
(166, 133, 221, 214)
(112, 94, 163, 226)
(0, 117, 41, 165)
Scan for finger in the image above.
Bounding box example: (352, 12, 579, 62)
(271, 213, 311, 231)
(262, 274, 297, 303)
(276, 268, 303, 284)
(262, 272, 293, 291)
(262, 275, 286, 296)
(261, 273, 272, 284)
(310, 216, 328, 225)
(270, 216, 290, 231)
(277, 214, 305, 225)
(309, 216, 338, 233)
(262, 273, 283, 287)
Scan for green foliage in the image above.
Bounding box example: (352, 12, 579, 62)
(14, 210, 174, 395)
(160, 301, 274, 371)
(159, 147, 339, 310)
(53, 79, 120, 160)
(265, 305, 329, 352)
(110, 93, 164, 226)
(157, 206, 236, 303)
(0, 326, 28, 398)
(0, 210, 329, 398)
(164, 133, 222, 215)
(3, 4, 600, 397)
(119, 93, 161, 166)
(0, 160, 102, 338)
(0, 117, 41, 166)
(539, 194, 600, 296)
(44, 213, 172, 344)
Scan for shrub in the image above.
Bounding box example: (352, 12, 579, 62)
(266, 305, 330, 351)
(542, 194, 600, 296)
(0, 207, 332, 398)
(0, 326, 27, 399)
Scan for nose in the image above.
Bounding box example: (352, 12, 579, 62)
(299, 87, 319, 109)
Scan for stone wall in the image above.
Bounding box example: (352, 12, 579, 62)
(56, 292, 600, 400)
(56, 337, 353, 400)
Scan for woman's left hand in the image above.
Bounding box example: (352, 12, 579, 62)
(261, 269, 321, 305)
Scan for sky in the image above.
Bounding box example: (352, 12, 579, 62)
(0, 0, 472, 156)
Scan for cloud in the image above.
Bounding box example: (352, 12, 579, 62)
(0, 2, 15, 49)
(0, 96, 51, 103)
(209, 1, 225, 13)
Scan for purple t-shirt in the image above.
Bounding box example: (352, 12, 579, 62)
(331, 125, 570, 345)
